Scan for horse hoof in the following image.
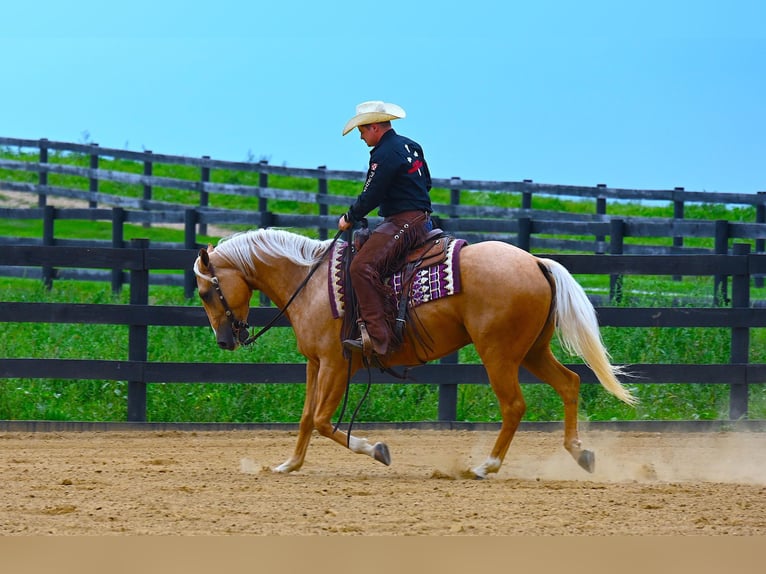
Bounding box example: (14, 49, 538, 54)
(373, 442, 391, 466)
(577, 450, 595, 473)
(272, 462, 295, 474)
(460, 468, 485, 480)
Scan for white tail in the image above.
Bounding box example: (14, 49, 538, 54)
(539, 258, 637, 405)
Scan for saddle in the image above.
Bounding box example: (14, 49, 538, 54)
(343, 225, 459, 359)
(353, 226, 451, 270)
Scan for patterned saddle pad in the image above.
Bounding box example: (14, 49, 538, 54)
(328, 238, 467, 319)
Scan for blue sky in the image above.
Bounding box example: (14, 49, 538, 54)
(2, 1, 764, 193)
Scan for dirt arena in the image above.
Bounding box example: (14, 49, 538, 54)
(0, 428, 764, 535)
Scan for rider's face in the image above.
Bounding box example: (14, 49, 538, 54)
(358, 124, 382, 147)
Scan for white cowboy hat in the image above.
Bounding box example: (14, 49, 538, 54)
(342, 101, 406, 136)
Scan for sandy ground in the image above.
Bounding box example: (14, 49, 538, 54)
(1, 429, 764, 535)
(2, 189, 766, 536)
(0, 189, 97, 210)
(0, 189, 230, 237)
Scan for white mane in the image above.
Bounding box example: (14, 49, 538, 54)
(212, 229, 331, 273)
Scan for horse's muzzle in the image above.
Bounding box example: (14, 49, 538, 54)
(216, 319, 237, 351)
(216, 319, 250, 350)
(218, 339, 237, 351)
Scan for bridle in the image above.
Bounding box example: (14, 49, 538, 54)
(204, 227, 380, 445)
(207, 229, 343, 347)
(208, 275, 256, 346)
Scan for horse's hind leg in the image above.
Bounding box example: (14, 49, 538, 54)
(522, 341, 595, 473)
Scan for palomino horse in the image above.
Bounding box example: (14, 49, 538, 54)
(193, 228, 635, 478)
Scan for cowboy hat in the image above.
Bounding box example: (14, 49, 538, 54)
(342, 101, 406, 136)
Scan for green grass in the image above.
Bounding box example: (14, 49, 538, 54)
(1, 275, 764, 423)
(1, 147, 765, 423)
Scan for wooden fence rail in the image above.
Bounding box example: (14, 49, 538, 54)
(1, 241, 765, 423)
(4, 135, 766, 290)
(2, 136, 765, 208)
(7, 204, 766, 253)
(4, 204, 766, 303)
(3, 135, 766, 261)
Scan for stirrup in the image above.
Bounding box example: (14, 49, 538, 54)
(342, 338, 365, 353)
(343, 322, 374, 356)
(358, 322, 373, 354)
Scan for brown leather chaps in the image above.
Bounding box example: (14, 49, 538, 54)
(348, 210, 430, 355)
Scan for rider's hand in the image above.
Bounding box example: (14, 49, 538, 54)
(338, 213, 352, 231)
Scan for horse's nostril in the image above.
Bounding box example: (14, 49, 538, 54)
(218, 341, 230, 350)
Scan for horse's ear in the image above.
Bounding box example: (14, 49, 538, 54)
(198, 248, 211, 272)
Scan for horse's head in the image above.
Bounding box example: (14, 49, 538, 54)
(194, 245, 254, 350)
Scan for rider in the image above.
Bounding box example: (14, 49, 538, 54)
(338, 101, 433, 357)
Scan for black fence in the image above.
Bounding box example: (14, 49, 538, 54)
(4, 136, 766, 295)
(1, 241, 765, 424)
(3, 203, 766, 305)
(2, 136, 766, 427)
(2, 136, 765, 211)
(3, 135, 766, 252)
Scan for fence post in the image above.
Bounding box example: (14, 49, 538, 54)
(199, 156, 210, 236)
(184, 209, 199, 299)
(609, 218, 624, 303)
(714, 220, 729, 305)
(142, 150, 153, 228)
(257, 161, 272, 305)
(318, 165, 328, 240)
(517, 216, 531, 251)
(88, 143, 99, 208)
(258, 160, 269, 215)
(755, 191, 766, 288)
(672, 187, 685, 281)
(522, 180, 533, 210)
(111, 207, 125, 294)
(438, 352, 459, 422)
(449, 177, 461, 219)
(38, 138, 49, 207)
(595, 185, 607, 254)
(729, 242, 750, 420)
(127, 238, 149, 422)
(42, 205, 55, 290)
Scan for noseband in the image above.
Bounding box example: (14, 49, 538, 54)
(209, 275, 253, 345)
(207, 229, 344, 347)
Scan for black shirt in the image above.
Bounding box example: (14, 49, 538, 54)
(347, 129, 432, 222)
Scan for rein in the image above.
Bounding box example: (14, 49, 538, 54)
(207, 227, 374, 446)
(210, 229, 344, 346)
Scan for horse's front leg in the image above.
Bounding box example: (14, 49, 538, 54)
(273, 360, 319, 473)
(323, 426, 392, 466)
(312, 360, 391, 467)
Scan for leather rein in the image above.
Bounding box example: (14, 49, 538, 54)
(206, 227, 392, 443)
